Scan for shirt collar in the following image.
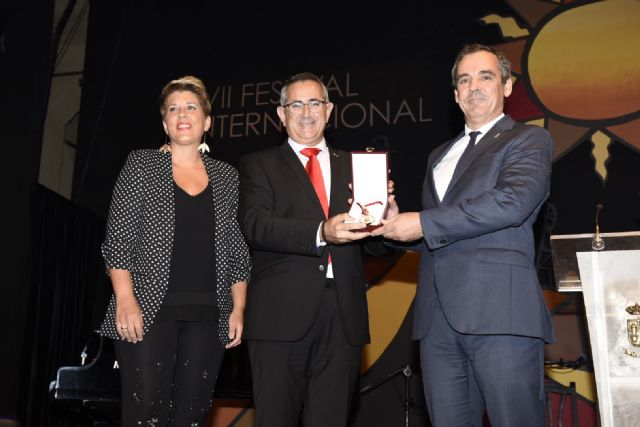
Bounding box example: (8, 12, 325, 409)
(287, 137, 328, 154)
(464, 113, 505, 139)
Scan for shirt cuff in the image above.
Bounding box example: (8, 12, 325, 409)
(316, 221, 327, 247)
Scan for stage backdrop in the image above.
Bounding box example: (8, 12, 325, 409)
(66, 0, 640, 426)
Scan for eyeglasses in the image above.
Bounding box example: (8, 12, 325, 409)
(282, 99, 327, 114)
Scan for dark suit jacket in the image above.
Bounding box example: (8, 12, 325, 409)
(414, 115, 556, 343)
(239, 142, 370, 346)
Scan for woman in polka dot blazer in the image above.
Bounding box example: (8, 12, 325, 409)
(96, 76, 251, 426)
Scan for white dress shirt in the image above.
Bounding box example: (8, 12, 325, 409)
(433, 113, 504, 201)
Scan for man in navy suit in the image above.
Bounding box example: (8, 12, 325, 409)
(373, 43, 556, 426)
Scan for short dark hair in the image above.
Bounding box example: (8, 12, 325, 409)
(451, 43, 511, 87)
(280, 72, 330, 106)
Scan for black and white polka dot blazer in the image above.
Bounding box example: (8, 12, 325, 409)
(96, 149, 251, 345)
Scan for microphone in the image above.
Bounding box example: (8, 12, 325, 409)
(592, 203, 605, 251)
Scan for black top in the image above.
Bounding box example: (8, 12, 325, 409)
(156, 181, 218, 321)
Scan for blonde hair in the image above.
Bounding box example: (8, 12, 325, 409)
(159, 75, 212, 117)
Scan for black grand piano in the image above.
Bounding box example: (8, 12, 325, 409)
(49, 333, 253, 424)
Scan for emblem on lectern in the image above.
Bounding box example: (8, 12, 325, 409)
(624, 302, 640, 358)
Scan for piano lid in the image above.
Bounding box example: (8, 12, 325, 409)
(50, 333, 120, 402)
(50, 332, 253, 402)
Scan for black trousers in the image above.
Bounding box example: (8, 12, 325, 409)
(247, 285, 362, 427)
(114, 319, 224, 427)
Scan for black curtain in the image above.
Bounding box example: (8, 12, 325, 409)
(0, 0, 54, 418)
(18, 185, 109, 427)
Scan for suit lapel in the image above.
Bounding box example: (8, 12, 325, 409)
(157, 152, 175, 267)
(202, 154, 225, 292)
(426, 131, 463, 207)
(202, 153, 220, 224)
(445, 116, 514, 199)
(328, 147, 342, 217)
(159, 150, 174, 208)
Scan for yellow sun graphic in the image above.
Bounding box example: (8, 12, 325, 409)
(483, 0, 640, 183)
(478, 0, 640, 405)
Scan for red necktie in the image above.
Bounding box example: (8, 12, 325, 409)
(300, 148, 329, 218)
(301, 147, 332, 267)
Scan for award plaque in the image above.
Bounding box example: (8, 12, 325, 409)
(347, 149, 389, 231)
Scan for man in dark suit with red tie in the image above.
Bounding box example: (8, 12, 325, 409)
(239, 72, 371, 427)
(373, 44, 556, 426)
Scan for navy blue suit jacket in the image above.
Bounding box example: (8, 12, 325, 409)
(413, 115, 556, 344)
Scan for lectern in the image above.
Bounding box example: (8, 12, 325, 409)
(550, 231, 640, 427)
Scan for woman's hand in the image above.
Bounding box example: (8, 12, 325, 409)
(226, 307, 244, 348)
(116, 295, 143, 343)
(226, 280, 248, 348)
(110, 268, 144, 343)
(115, 295, 144, 343)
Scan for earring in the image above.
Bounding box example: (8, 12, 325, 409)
(198, 134, 210, 154)
(159, 134, 171, 154)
